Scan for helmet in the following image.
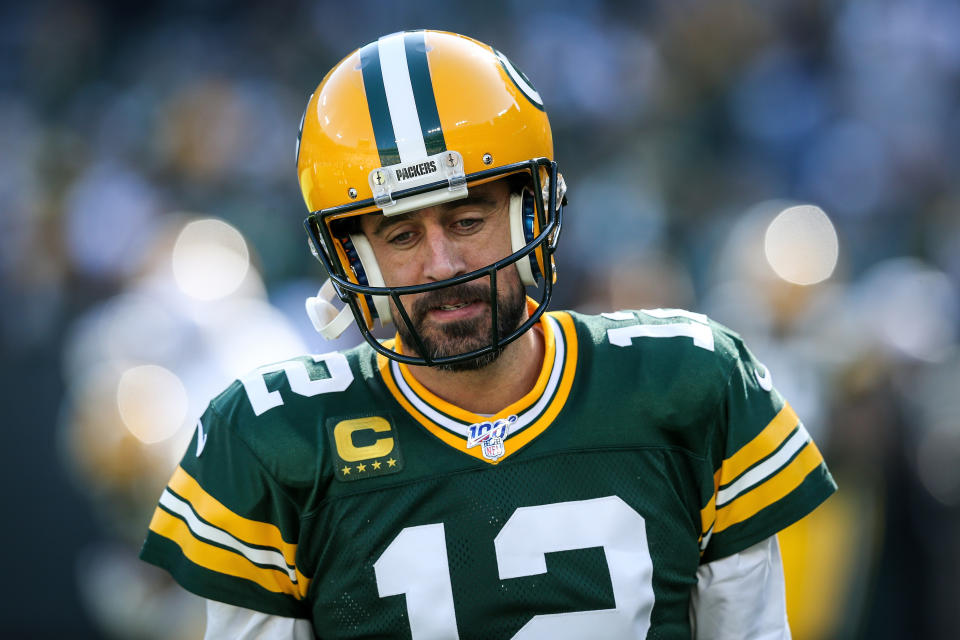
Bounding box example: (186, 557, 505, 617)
(298, 30, 565, 366)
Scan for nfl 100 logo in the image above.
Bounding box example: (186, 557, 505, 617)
(466, 415, 517, 462)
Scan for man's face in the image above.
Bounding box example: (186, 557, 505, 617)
(359, 179, 527, 370)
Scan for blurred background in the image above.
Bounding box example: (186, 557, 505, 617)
(3, 0, 959, 637)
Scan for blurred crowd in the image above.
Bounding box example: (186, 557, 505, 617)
(2, 0, 959, 638)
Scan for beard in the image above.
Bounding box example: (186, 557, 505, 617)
(394, 278, 527, 372)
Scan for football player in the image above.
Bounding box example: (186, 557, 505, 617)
(141, 30, 836, 639)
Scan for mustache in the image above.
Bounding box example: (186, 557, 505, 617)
(408, 281, 492, 323)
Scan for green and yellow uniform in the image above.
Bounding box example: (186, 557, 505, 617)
(141, 308, 835, 639)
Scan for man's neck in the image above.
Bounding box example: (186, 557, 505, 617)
(403, 324, 545, 415)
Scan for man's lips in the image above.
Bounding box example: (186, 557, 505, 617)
(435, 301, 471, 311)
(425, 300, 485, 321)
(409, 283, 492, 323)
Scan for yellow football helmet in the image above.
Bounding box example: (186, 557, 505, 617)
(298, 29, 565, 365)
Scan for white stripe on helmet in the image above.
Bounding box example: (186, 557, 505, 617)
(378, 34, 427, 163)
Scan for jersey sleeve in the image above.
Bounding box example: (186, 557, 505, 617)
(139, 400, 310, 618)
(698, 332, 836, 563)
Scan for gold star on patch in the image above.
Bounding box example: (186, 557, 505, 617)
(387, 458, 397, 467)
(341, 466, 351, 475)
(372, 461, 382, 470)
(356, 463, 366, 473)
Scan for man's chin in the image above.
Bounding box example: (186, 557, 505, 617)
(417, 331, 494, 362)
(399, 323, 499, 369)
(434, 349, 502, 372)
(424, 332, 503, 371)
(395, 284, 527, 368)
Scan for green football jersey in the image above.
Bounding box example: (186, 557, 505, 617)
(140, 308, 835, 639)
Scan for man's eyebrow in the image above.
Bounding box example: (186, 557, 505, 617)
(371, 212, 414, 236)
(369, 193, 500, 236)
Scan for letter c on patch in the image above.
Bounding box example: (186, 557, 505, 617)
(334, 417, 394, 461)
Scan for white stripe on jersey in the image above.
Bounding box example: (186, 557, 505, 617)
(159, 490, 299, 582)
(715, 423, 812, 508)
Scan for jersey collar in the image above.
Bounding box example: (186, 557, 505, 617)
(377, 307, 578, 465)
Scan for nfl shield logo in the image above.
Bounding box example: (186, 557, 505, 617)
(482, 436, 505, 461)
(466, 415, 515, 462)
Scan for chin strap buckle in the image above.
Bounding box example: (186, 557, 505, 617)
(305, 280, 355, 339)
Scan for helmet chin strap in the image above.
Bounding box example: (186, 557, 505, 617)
(306, 188, 539, 338)
(305, 279, 355, 339)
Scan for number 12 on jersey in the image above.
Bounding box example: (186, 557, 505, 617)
(606, 309, 715, 352)
(373, 496, 655, 639)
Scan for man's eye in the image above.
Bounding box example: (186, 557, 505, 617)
(454, 218, 481, 231)
(388, 230, 415, 245)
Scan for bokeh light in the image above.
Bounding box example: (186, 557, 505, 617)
(764, 204, 839, 285)
(171, 218, 250, 300)
(116, 365, 189, 444)
(856, 258, 958, 362)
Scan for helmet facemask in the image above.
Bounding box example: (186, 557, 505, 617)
(304, 159, 564, 366)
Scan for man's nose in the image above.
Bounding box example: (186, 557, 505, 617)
(421, 225, 466, 282)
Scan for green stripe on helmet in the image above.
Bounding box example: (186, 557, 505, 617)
(404, 31, 447, 156)
(359, 41, 401, 166)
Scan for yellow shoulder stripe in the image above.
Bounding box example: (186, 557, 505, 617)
(150, 508, 310, 600)
(714, 440, 825, 534)
(168, 466, 297, 567)
(149, 507, 310, 599)
(699, 492, 716, 538)
(715, 403, 799, 488)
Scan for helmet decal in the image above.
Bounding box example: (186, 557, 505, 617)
(360, 31, 448, 168)
(494, 49, 544, 111)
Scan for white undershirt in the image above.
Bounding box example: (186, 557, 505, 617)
(691, 535, 791, 640)
(203, 535, 789, 639)
(203, 599, 312, 640)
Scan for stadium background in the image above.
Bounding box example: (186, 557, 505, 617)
(3, 0, 959, 637)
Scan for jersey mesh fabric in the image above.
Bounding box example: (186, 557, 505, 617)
(303, 448, 702, 639)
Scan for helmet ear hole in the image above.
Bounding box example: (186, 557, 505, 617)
(509, 190, 542, 286)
